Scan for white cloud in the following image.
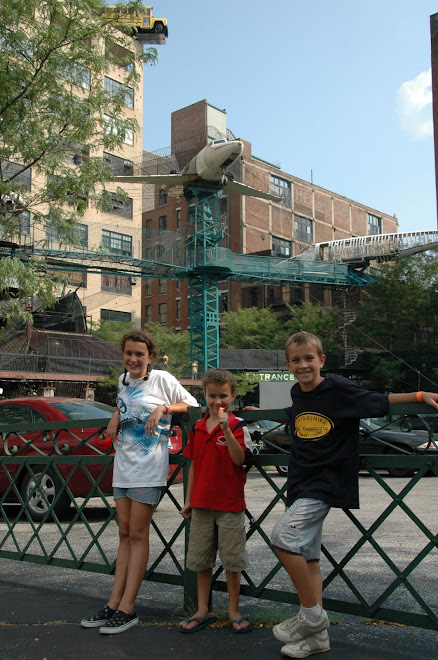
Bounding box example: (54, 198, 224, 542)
(397, 68, 433, 139)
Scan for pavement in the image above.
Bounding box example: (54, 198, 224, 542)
(1, 561, 437, 660)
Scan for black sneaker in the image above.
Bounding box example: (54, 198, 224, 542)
(80, 605, 116, 628)
(99, 609, 139, 635)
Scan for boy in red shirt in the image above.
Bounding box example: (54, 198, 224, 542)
(179, 369, 253, 634)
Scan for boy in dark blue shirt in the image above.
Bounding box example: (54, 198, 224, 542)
(271, 331, 438, 658)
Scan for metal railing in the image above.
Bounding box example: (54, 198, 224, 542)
(0, 404, 437, 630)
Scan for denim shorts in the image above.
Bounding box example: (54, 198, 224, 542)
(113, 486, 162, 506)
(271, 498, 330, 562)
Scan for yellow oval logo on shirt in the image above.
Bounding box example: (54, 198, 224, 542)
(295, 413, 333, 440)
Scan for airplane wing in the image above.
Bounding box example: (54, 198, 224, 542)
(114, 174, 198, 185)
(225, 180, 281, 202)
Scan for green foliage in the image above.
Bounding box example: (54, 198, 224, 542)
(144, 321, 191, 379)
(369, 356, 406, 391)
(353, 252, 438, 351)
(220, 306, 286, 350)
(233, 372, 259, 399)
(0, 0, 157, 318)
(284, 301, 342, 351)
(219, 303, 343, 353)
(91, 319, 137, 345)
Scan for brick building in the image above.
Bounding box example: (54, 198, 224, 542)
(141, 99, 399, 330)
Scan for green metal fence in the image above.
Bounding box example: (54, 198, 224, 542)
(0, 404, 437, 630)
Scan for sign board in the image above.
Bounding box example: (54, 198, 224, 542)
(248, 371, 296, 383)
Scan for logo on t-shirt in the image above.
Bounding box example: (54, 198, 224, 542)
(216, 436, 228, 446)
(295, 413, 333, 440)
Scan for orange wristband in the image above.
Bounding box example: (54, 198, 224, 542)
(416, 391, 423, 402)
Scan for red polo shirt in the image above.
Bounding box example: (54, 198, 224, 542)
(183, 412, 251, 512)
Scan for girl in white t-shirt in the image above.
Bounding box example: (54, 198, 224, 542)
(81, 330, 198, 635)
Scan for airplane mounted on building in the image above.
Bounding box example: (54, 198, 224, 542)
(114, 139, 281, 201)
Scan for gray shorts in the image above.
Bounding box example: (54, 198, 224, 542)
(187, 508, 248, 573)
(271, 498, 330, 562)
(113, 486, 162, 506)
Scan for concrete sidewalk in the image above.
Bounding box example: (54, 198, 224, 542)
(1, 560, 437, 660)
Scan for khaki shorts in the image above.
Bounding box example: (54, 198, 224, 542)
(187, 508, 248, 572)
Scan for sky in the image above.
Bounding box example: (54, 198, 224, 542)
(141, 0, 438, 234)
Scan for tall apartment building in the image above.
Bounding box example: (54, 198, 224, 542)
(2, 14, 145, 329)
(141, 99, 399, 330)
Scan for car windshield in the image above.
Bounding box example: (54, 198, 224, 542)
(259, 419, 281, 430)
(51, 401, 115, 421)
(361, 417, 387, 430)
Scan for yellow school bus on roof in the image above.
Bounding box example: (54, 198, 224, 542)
(104, 5, 168, 38)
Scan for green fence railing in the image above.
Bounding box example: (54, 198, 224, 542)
(0, 404, 437, 630)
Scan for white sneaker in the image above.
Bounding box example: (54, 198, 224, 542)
(273, 610, 330, 643)
(281, 630, 330, 658)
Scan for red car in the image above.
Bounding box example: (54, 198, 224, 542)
(0, 397, 183, 521)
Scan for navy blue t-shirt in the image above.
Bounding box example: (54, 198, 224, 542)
(286, 376, 388, 509)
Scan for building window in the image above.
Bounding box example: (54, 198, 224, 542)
(157, 244, 166, 260)
(158, 279, 167, 295)
(249, 287, 258, 307)
(101, 274, 132, 295)
(368, 213, 382, 235)
(59, 61, 90, 89)
(76, 223, 88, 248)
(1, 160, 31, 191)
(144, 280, 152, 297)
(294, 214, 313, 243)
(103, 152, 133, 176)
(176, 298, 181, 321)
(176, 280, 181, 291)
(176, 208, 181, 228)
(102, 229, 132, 256)
(272, 236, 292, 257)
(18, 210, 30, 236)
(144, 305, 152, 324)
(104, 76, 134, 108)
(270, 174, 291, 206)
(102, 192, 133, 219)
(220, 294, 228, 313)
(103, 114, 134, 146)
(64, 270, 87, 288)
(145, 246, 152, 260)
(158, 189, 167, 206)
(101, 309, 132, 323)
(158, 303, 167, 324)
(175, 239, 181, 262)
(159, 215, 167, 234)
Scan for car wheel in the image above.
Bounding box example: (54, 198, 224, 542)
(276, 464, 288, 476)
(20, 467, 71, 522)
(154, 22, 164, 33)
(385, 448, 416, 478)
(386, 465, 416, 478)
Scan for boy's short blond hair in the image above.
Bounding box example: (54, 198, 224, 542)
(202, 368, 237, 394)
(285, 331, 324, 359)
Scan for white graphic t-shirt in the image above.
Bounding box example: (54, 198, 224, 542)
(113, 369, 198, 488)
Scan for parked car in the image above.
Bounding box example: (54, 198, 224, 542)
(248, 416, 438, 477)
(0, 397, 183, 520)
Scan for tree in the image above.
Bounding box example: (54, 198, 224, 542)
(353, 252, 438, 351)
(220, 306, 286, 350)
(0, 0, 157, 319)
(284, 301, 343, 351)
(144, 322, 192, 380)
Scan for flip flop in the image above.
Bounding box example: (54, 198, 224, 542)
(230, 617, 254, 634)
(179, 615, 218, 634)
